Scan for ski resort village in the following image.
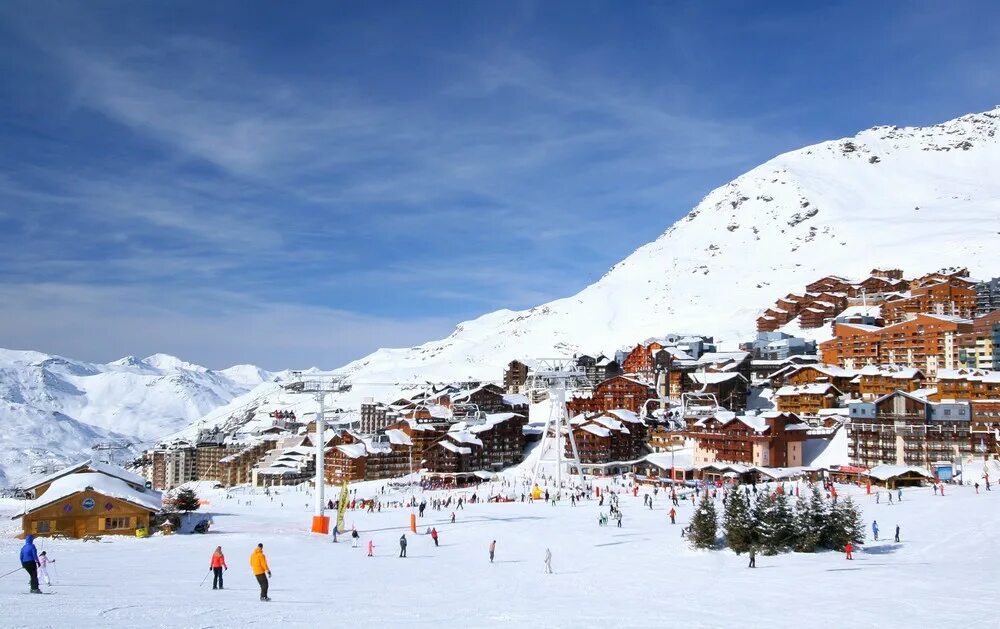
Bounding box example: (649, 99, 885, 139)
(4, 262, 1000, 627)
(3, 5, 1000, 624)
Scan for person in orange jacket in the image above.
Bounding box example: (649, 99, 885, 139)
(250, 543, 272, 601)
(210, 546, 228, 590)
(845, 542, 853, 560)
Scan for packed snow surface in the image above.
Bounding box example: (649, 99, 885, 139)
(1, 472, 997, 628)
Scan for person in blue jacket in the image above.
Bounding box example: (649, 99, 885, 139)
(20, 535, 41, 593)
(872, 520, 879, 541)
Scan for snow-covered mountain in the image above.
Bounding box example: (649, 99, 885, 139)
(313, 107, 1000, 404)
(11, 107, 1000, 472)
(0, 349, 273, 485)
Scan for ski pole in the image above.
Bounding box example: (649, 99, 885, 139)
(200, 569, 211, 586)
(0, 566, 23, 580)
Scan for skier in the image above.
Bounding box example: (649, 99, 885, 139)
(748, 546, 756, 569)
(19, 534, 40, 593)
(450, 511, 456, 524)
(933, 484, 938, 495)
(888, 491, 893, 505)
(250, 543, 271, 601)
(876, 492, 880, 504)
(431, 527, 439, 547)
(331, 523, 338, 543)
(37, 551, 54, 586)
(209, 546, 228, 590)
(419, 501, 426, 518)
(669, 507, 676, 524)
(894, 524, 900, 543)
(845, 541, 853, 560)
(544, 547, 553, 574)
(897, 488, 902, 502)
(975, 482, 980, 494)
(617, 513, 623, 528)
(399, 534, 407, 558)
(351, 528, 360, 548)
(872, 520, 879, 541)
(367, 540, 374, 557)
(489, 540, 496, 563)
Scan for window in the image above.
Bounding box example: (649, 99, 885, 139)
(104, 517, 131, 530)
(35, 520, 50, 533)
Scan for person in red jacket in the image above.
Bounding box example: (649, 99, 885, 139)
(669, 508, 676, 524)
(210, 546, 228, 589)
(844, 542, 853, 560)
(431, 527, 439, 547)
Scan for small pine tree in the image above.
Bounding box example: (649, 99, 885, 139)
(792, 493, 814, 552)
(723, 486, 754, 554)
(689, 491, 718, 549)
(842, 497, 866, 545)
(822, 496, 864, 549)
(750, 491, 770, 549)
(755, 491, 795, 555)
(174, 488, 200, 513)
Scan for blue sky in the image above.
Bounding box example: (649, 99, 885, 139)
(1, 1, 998, 369)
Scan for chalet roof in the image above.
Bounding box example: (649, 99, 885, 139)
(590, 416, 630, 434)
(872, 390, 932, 406)
(16, 472, 161, 517)
(858, 365, 924, 379)
(687, 372, 748, 385)
(644, 450, 696, 472)
(775, 383, 841, 396)
(935, 368, 1000, 383)
(436, 441, 472, 455)
(867, 464, 933, 481)
(446, 431, 484, 447)
(788, 364, 857, 379)
(581, 424, 612, 438)
(336, 443, 368, 459)
(605, 409, 643, 424)
(24, 460, 147, 493)
(384, 429, 413, 446)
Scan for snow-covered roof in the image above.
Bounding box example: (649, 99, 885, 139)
(605, 409, 642, 424)
(775, 383, 840, 396)
(936, 369, 1000, 383)
(591, 416, 629, 433)
(502, 393, 529, 407)
(17, 472, 161, 516)
(581, 424, 612, 438)
(25, 459, 147, 493)
(447, 431, 484, 447)
(867, 464, 933, 481)
(437, 441, 472, 455)
(644, 450, 696, 471)
(687, 372, 747, 385)
(384, 428, 412, 446)
(336, 443, 368, 459)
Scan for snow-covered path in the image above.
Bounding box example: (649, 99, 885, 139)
(1, 478, 996, 628)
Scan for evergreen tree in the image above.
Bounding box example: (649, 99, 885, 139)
(689, 491, 718, 549)
(750, 491, 770, 549)
(822, 496, 864, 549)
(722, 485, 754, 554)
(755, 490, 795, 555)
(174, 488, 200, 513)
(792, 486, 828, 552)
(842, 497, 866, 545)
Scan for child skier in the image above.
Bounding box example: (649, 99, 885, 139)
(872, 520, 879, 541)
(37, 551, 54, 586)
(845, 542, 853, 560)
(351, 528, 360, 548)
(431, 528, 439, 546)
(367, 540, 374, 557)
(544, 548, 553, 574)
